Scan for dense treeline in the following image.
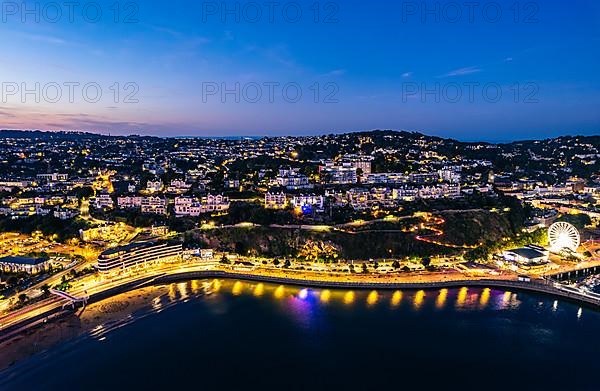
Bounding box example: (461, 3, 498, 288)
(190, 226, 457, 260)
(0, 215, 89, 242)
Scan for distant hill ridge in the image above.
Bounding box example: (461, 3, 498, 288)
(0, 128, 598, 146)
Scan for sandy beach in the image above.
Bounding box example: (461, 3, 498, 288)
(0, 285, 171, 371)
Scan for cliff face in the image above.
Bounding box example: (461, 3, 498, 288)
(438, 211, 515, 246)
(191, 226, 456, 260)
(189, 210, 518, 261)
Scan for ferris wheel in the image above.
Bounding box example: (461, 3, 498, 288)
(548, 222, 580, 252)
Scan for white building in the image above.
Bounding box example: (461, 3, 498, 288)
(276, 168, 312, 190)
(97, 241, 183, 273)
(54, 207, 79, 220)
(146, 179, 163, 193)
(94, 193, 114, 209)
(141, 197, 167, 215)
(174, 194, 230, 216)
(291, 194, 324, 211)
(340, 154, 373, 174)
(37, 173, 68, 182)
(226, 179, 240, 189)
(438, 168, 461, 183)
(265, 192, 287, 209)
(363, 173, 408, 184)
(118, 196, 143, 208)
(166, 180, 191, 193)
(392, 187, 419, 201)
(418, 184, 461, 199)
(502, 245, 549, 264)
(0, 256, 52, 274)
(347, 188, 372, 210)
(320, 162, 358, 184)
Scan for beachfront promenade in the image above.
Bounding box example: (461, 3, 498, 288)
(2, 262, 600, 342)
(152, 270, 600, 307)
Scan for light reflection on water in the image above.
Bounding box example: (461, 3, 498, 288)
(177, 282, 189, 300)
(274, 285, 285, 299)
(456, 287, 468, 308)
(2, 279, 597, 391)
(436, 289, 448, 309)
(168, 284, 177, 301)
(413, 290, 425, 309)
(479, 288, 490, 308)
(344, 291, 355, 305)
(93, 279, 594, 339)
(367, 290, 378, 306)
(194, 280, 527, 321)
(231, 281, 243, 296)
(87, 279, 587, 344)
(391, 291, 402, 307)
(154, 280, 532, 314)
(253, 283, 265, 297)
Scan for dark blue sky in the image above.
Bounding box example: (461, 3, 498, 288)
(0, 0, 598, 140)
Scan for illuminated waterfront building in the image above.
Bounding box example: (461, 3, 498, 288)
(502, 245, 549, 264)
(97, 241, 183, 273)
(0, 256, 51, 274)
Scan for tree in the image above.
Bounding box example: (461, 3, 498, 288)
(298, 240, 339, 263)
(557, 214, 592, 230)
(18, 293, 28, 303)
(41, 284, 50, 295)
(392, 260, 400, 269)
(421, 257, 431, 267)
(356, 168, 364, 183)
(6, 275, 18, 286)
(74, 186, 94, 200)
(220, 254, 230, 264)
(464, 247, 491, 262)
(361, 263, 368, 274)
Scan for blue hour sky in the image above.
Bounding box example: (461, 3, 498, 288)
(0, 0, 599, 141)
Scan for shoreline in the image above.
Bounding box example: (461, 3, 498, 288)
(1, 269, 599, 344)
(0, 285, 171, 371)
(151, 270, 600, 308)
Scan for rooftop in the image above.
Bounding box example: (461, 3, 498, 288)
(0, 256, 48, 266)
(507, 248, 547, 260)
(100, 241, 156, 256)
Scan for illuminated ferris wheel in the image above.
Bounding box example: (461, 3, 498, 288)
(548, 222, 580, 253)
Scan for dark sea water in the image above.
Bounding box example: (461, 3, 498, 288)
(2, 280, 600, 391)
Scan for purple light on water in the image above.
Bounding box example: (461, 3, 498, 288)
(298, 288, 309, 300)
